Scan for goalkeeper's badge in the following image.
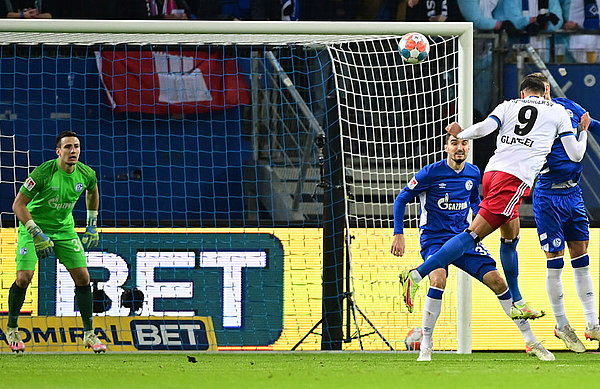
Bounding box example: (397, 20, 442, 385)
(24, 177, 36, 191)
(75, 183, 84, 192)
(20, 247, 28, 255)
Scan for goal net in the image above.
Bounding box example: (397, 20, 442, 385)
(0, 20, 472, 352)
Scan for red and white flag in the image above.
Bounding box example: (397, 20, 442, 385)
(96, 50, 251, 115)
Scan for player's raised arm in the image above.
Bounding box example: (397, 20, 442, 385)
(560, 111, 589, 163)
(453, 117, 499, 140)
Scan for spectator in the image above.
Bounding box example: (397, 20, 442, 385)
(560, 0, 600, 63)
(2, 0, 54, 18)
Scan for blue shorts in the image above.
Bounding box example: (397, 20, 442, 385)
(421, 242, 497, 282)
(533, 187, 589, 253)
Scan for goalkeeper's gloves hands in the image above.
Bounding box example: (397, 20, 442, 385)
(25, 220, 54, 259)
(81, 210, 99, 251)
(81, 226, 99, 250)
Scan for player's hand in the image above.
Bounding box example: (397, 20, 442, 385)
(445, 122, 462, 137)
(30, 226, 54, 259)
(81, 226, 99, 250)
(390, 234, 405, 257)
(580, 112, 591, 132)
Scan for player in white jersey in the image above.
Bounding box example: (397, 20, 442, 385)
(401, 73, 583, 331)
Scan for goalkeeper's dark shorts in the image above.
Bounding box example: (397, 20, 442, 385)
(421, 242, 497, 282)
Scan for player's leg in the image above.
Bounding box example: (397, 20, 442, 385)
(568, 241, 600, 342)
(7, 231, 39, 352)
(418, 268, 447, 362)
(56, 237, 107, 353)
(455, 246, 554, 361)
(405, 214, 493, 289)
(564, 194, 600, 342)
(499, 218, 522, 302)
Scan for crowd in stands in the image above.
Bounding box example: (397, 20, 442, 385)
(2, 1, 597, 60)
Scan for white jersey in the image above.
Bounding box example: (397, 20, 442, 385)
(486, 96, 573, 187)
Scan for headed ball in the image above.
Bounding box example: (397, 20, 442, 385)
(399, 33, 430, 64)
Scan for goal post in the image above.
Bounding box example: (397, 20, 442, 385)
(0, 20, 473, 353)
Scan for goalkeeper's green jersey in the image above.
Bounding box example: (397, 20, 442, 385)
(18, 158, 97, 238)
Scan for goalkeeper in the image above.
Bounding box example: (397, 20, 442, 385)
(6, 131, 106, 353)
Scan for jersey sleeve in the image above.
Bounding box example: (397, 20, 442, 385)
(19, 165, 47, 199)
(393, 167, 431, 235)
(557, 107, 575, 136)
(469, 168, 481, 216)
(488, 101, 507, 128)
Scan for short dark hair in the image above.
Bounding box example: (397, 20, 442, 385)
(519, 73, 547, 95)
(56, 131, 80, 147)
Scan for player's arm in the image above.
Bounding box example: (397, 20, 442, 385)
(446, 117, 499, 140)
(560, 112, 588, 163)
(12, 192, 54, 259)
(469, 174, 481, 216)
(81, 185, 100, 250)
(391, 172, 427, 257)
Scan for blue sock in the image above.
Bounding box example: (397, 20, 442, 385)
(500, 237, 522, 302)
(416, 231, 477, 277)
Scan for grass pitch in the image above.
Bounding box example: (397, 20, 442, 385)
(0, 351, 599, 389)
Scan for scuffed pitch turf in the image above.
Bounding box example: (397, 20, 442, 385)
(0, 352, 599, 389)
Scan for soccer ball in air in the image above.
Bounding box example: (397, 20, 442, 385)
(405, 327, 423, 350)
(398, 33, 430, 64)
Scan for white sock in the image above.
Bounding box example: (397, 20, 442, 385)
(497, 289, 537, 344)
(411, 269, 423, 284)
(573, 265, 598, 328)
(421, 288, 443, 349)
(546, 267, 569, 328)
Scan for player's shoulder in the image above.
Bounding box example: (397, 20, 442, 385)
(464, 162, 481, 176)
(552, 97, 584, 116)
(422, 160, 447, 174)
(31, 159, 59, 175)
(75, 161, 97, 175)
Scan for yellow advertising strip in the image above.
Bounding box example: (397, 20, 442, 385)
(1, 227, 599, 351)
(0, 316, 217, 352)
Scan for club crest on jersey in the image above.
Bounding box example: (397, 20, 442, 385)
(407, 177, 418, 190)
(437, 193, 468, 211)
(19, 247, 27, 255)
(465, 180, 473, 191)
(553, 238, 562, 248)
(75, 183, 84, 192)
(24, 177, 36, 191)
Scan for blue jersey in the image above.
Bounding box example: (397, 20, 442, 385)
(393, 160, 481, 249)
(536, 97, 600, 190)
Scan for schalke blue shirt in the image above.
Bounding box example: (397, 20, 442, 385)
(393, 160, 481, 249)
(536, 97, 600, 190)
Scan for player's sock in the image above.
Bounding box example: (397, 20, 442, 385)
(421, 287, 444, 349)
(496, 288, 536, 344)
(8, 282, 27, 328)
(500, 237, 522, 302)
(572, 255, 598, 328)
(75, 284, 94, 331)
(546, 257, 569, 328)
(415, 231, 477, 278)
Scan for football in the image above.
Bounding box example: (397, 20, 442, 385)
(405, 327, 423, 350)
(398, 33, 430, 64)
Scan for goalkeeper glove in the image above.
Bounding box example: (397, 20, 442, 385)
(25, 220, 54, 259)
(81, 210, 99, 251)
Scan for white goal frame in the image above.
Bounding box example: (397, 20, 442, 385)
(0, 19, 474, 353)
